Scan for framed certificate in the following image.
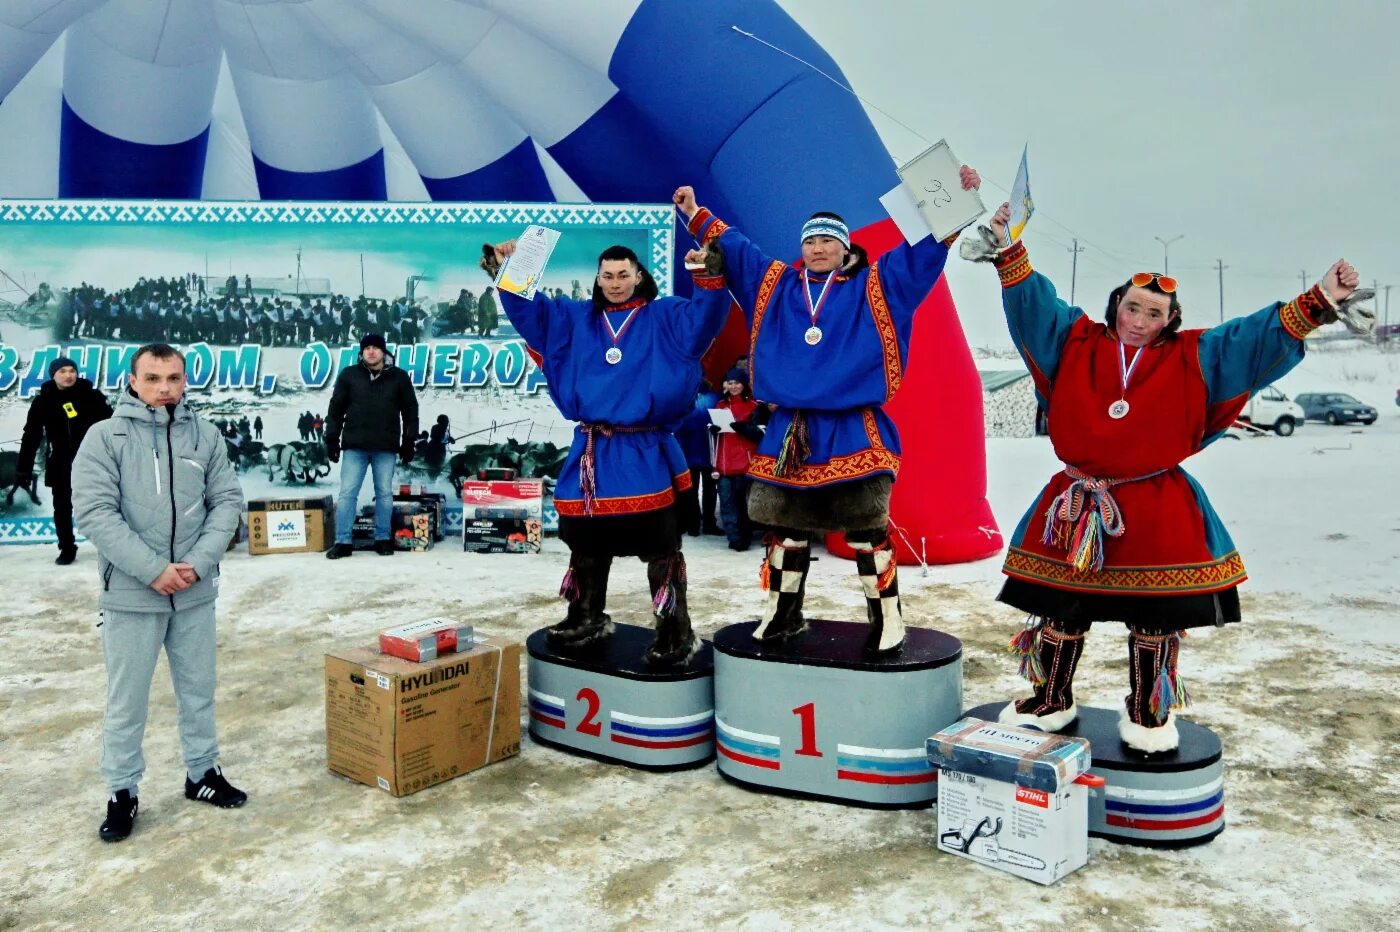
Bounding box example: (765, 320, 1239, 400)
(895, 140, 985, 241)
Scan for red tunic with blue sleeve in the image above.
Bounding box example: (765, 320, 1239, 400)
(498, 272, 731, 522)
(687, 208, 950, 489)
(993, 241, 1333, 627)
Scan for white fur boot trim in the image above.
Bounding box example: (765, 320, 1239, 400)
(998, 701, 1078, 733)
(1118, 710, 1179, 753)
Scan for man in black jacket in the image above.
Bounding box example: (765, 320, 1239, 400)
(17, 356, 114, 563)
(324, 334, 418, 558)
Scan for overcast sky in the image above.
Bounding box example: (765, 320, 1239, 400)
(784, 0, 1399, 345)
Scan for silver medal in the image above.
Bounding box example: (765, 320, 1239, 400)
(804, 325, 823, 346)
(605, 347, 623, 365)
(1108, 399, 1130, 419)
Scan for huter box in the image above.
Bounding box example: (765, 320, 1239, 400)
(247, 496, 334, 555)
(325, 638, 521, 797)
(928, 718, 1095, 885)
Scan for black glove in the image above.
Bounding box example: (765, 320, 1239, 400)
(325, 439, 340, 463)
(399, 441, 415, 466)
(708, 425, 721, 437)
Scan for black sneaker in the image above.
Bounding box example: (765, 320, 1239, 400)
(55, 547, 77, 565)
(373, 539, 395, 556)
(185, 767, 247, 809)
(99, 789, 138, 842)
(325, 543, 353, 559)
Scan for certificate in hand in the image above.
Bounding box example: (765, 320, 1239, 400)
(708, 408, 736, 433)
(495, 225, 561, 300)
(894, 140, 986, 241)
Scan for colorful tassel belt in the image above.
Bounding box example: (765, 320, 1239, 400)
(1042, 465, 1168, 572)
(576, 422, 659, 515)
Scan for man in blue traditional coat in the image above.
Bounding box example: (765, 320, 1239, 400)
(674, 166, 981, 655)
(482, 232, 730, 667)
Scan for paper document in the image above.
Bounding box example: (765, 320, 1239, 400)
(495, 225, 561, 300)
(895, 140, 985, 241)
(709, 409, 735, 433)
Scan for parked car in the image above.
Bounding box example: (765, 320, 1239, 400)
(1294, 392, 1378, 426)
(1239, 384, 1305, 436)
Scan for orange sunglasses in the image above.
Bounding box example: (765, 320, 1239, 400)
(1130, 272, 1178, 293)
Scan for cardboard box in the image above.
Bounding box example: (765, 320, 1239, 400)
(325, 637, 521, 797)
(461, 479, 544, 520)
(462, 517, 542, 554)
(927, 718, 1097, 885)
(395, 492, 447, 541)
(247, 496, 334, 555)
(379, 617, 474, 662)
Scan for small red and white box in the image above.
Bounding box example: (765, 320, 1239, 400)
(395, 482, 426, 496)
(378, 618, 475, 663)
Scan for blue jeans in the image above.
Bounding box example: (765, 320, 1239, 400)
(335, 449, 397, 544)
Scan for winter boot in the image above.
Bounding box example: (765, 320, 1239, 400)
(753, 535, 811, 643)
(56, 546, 78, 565)
(1120, 629, 1188, 754)
(547, 554, 615, 648)
(999, 619, 1087, 732)
(644, 553, 699, 667)
(849, 529, 904, 655)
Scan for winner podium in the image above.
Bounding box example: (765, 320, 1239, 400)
(967, 702, 1225, 847)
(712, 619, 963, 809)
(526, 623, 715, 771)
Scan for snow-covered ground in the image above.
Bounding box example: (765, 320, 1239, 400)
(1, 344, 1397, 930)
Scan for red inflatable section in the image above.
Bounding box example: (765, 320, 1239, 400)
(825, 219, 1003, 566)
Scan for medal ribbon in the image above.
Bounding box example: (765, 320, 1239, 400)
(601, 302, 644, 351)
(1117, 341, 1144, 400)
(802, 268, 838, 329)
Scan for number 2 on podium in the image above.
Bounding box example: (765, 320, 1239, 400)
(792, 702, 823, 757)
(576, 687, 602, 736)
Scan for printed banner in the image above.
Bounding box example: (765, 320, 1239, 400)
(0, 200, 675, 543)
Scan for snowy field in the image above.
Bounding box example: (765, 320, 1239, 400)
(1, 344, 1397, 930)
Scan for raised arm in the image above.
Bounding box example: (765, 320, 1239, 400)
(673, 186, 778, 324)
(988, 203, 1087, 406)
(662, 249, 737, 356)
(1196, 260, 1357, 441)
(482, 239, 566, 355)
(870, 164, 982, 322)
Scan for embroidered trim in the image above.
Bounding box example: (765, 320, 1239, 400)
(862, 410, 884, 449)
(749, 446, 901, 488)
(688, 208, 730, 247)
(866, 263, 903, 398)
(691, 273, 725, 291)
(673, 470, 693, 493)
(1003, 546, 1247, 595)
(555, 487, 676, 517)
(748, 260, 787, 390)
(996, 240, 1032, 288)
(1279, 285, 1330, 340)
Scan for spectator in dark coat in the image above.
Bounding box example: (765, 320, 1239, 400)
(16, 356, 113, 563)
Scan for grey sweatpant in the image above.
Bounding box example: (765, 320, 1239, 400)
(100, 601, 220, 794)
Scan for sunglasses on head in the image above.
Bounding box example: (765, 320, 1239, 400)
(1130, 272, 1178, 294)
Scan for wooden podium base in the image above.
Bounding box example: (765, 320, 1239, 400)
(526, 623, 714, 771)
(712, 619, 963, 809)
(966, 702, 1225, 847)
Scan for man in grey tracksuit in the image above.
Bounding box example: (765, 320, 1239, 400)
(72, 343, 248, 842)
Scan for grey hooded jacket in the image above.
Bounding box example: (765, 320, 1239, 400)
(72, 390, 244, 612)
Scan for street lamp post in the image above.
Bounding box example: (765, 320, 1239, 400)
(1153, 234, 1184, 276)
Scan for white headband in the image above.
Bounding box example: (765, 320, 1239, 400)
(800, 217, 850, 249)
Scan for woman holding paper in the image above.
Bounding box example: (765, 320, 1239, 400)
(481, 238, 730, 668)
(977, 200, 1361, 752)
(710, 368, 766, 552)
(673, 165, 982, 656)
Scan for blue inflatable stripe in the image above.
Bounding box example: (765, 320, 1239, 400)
(835, 755, 933, 774)
(610, 719, 713, 739)
(1104, 789, 1225, 816)
(422, 138, 554, 202)
(253, 150, 387, 201)
(716, 733, 780, 758)
(59, 98, 209, 198)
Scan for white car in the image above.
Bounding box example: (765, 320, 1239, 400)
(1238, 384, 1305, 436)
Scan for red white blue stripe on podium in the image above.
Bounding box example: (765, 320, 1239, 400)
(608, 710, 713, 751)
(1102, 776, 1225, 832)
(527, 689, 566, 730)
(836, 743, 938, 786)
(715, 717, 782, 771)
